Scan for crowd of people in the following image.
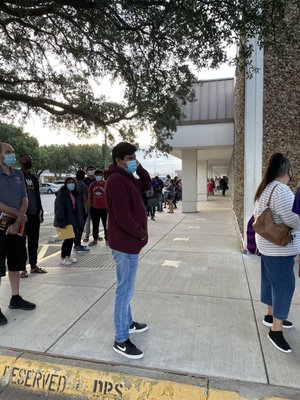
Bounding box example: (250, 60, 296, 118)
(207, 176, 229, 196)
(0, 141, 300, 359)
(142, 175, 182, 219)
(53, 168, 182, 264)
(0, 140, 183, 360)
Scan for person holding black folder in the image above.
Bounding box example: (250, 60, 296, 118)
(54, 177, 84, 265)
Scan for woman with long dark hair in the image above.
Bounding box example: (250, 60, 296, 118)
(54, 177, 84, 265)
(254, 153, 300, 353)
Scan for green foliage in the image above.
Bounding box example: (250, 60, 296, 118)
(0, 1, 298, 150)
(0, 123, 39, 157)
(0, 122, 111, 177)
(44, 145, 70, 178)
(65, 144, 111, 174)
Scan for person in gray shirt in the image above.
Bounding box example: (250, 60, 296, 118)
(0, 142, 36, 325)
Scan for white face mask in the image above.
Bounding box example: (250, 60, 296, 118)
(88, 170, 95, 176)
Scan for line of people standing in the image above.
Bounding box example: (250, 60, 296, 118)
(54, 167, 108, 264)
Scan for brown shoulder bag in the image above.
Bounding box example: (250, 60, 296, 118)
(253, 185, 292, 246)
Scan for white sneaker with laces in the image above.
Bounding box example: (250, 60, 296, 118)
(61, 258, 73, 265)
(70, 258, 78, 263)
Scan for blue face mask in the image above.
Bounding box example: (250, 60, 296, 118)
(3, 153, 16, 167)
(67, 183, 75, 191)
(95, 175, 103, 182)
(126, 159, 138, 174)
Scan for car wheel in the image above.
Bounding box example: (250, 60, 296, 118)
(47, 189, 53, 194)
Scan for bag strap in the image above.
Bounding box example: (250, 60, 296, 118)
(266, 183, 280, 207)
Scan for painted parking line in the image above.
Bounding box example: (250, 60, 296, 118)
(38, 244, 49, 260)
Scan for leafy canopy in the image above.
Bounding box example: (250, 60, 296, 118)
(0, 1, 298, 148)
(0, 123, 110, 177)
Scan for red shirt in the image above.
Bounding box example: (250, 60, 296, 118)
(88, 181, 106, 209)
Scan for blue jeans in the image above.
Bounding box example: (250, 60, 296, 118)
(112, 250, 139, 342)
(261, 254, 296, 320)
(156, 193, 163, 211)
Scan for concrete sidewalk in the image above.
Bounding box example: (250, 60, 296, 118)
(0, 196, 299, 399)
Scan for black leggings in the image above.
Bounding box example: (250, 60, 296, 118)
(74, 211, 87, 247)
(90, 207, 108, 241)
(25, 214, 40, 268)
(61, 238, 75, 258)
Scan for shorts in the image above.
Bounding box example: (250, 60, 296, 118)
(0, 230, 27, 277)
(167, 193, 174, 201)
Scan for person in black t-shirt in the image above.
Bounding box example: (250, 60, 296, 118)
(82, 165, 96, 242)
(19, 154, 47, 277)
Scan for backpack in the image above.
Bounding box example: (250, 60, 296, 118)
(246, 215, 260, 255)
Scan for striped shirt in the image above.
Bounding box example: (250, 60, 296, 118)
(254, 180, 300, 256)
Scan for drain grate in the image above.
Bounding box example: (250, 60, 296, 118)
(38, 254, 115, 270)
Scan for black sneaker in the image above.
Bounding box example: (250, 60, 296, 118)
(268, 330, 292, 353)
(9, 295, 36, 310)
(0, 309, 7, 325)
(263, 315, 293, 329)
(113, 339, 144, 359)
(129, 321, 148, 334)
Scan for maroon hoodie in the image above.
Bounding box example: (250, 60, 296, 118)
(106, 164, 151, 253)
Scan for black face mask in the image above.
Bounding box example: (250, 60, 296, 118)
(22, 161, 32, 169)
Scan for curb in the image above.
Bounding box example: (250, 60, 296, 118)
(0, 352, 298, 400)
(0, 353, 205, 399)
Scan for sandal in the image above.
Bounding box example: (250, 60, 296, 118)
(20, 271, 29, 278)
(31, 266, 47, 274)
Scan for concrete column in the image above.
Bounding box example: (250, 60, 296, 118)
(197, 160, 208, 201)
(207, 165, 212, 179)
(182, 149, 198, 212)
(244, 36, 264, 246)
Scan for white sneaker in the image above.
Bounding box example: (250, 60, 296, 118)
(70, 258, 78, 263)
(61, 258, 73, 265)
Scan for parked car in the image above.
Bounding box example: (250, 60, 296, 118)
(39, 183, 61, 194)
(52, 180, 65, 186)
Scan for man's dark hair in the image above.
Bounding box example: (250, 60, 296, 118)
(76, 170, 85, 180)
(95, 169, 103, 175)
(112, 142, 137, 165)
(86, 165, 95, 170)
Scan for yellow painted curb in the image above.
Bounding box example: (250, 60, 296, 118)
(208, 389, 291, 400)
(0, 355, 206, 399)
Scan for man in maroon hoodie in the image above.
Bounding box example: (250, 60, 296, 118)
(106, 142, 151, 359)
